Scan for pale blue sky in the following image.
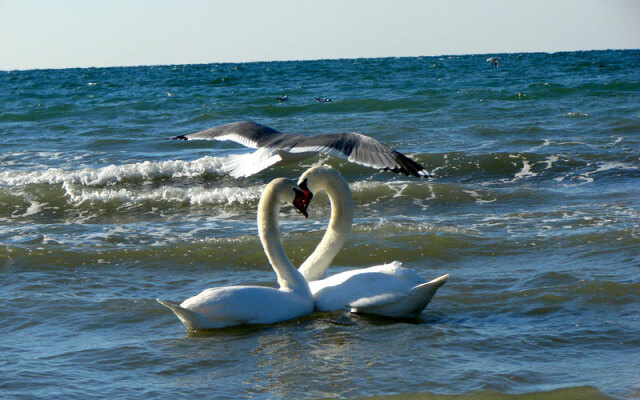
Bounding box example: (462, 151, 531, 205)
(1, 0, 639, 70)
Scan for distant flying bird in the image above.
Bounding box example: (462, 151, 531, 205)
(486, 57, 501, 67)
(172, 121, 430, 178)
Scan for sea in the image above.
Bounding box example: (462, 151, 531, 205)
(1, 50, 638, 399)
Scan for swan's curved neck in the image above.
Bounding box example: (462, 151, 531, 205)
(258, 184, 309, 292)
(298, 172, 353, 281)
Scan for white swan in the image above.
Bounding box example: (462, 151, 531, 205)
(157, 178, 314, 330)
(295, 166, 449, 318)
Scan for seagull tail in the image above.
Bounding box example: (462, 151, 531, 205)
(221, 149, 283, 178)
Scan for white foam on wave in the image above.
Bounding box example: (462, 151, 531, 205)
(63, 182, 265, 206)
(514, 160, 538, 180)
(577, 162, 639, 184)
(527, 139, 552, 152)
(557, 140, 598, 149)
(604, 136, 624, 148)
(392, 184, 409, 198)
(462, 189, 496, 204)
(0, 156, 228, 187)
(544, 155, 559, 170)
(565, 112, 589, 117)
(0, 156, 263, 208)
(350, 180, 436, 204)
(354, 217, 476, 235)
(10, 200, 44, 218)
(350, 180, 418, 192)
(23, 201, 42, 217)
(553, 161, 639, 186)
(349, 181, 395, 199)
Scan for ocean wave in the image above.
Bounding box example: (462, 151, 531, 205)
(0, 183, 265, 221)
(1, 143, 637, 192)
(453, 271, 640, 319)
(554, 161, 639, 184)
(348, 180, 541, 206)
(354, 386, 611, 400)
(62, 183, 264, 207)
(414, 151, 639, 185)
(0, 156, 266, 218)
(0, 156, 228, 187)
(352, 217, 478, 235)
(1, 154, 637, 222)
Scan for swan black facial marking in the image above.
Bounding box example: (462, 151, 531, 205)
(299, 178, 313, 206)
(292, 188, 309, 218)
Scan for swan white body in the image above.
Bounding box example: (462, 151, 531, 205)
(157, 178, 313, 330)
(298, 166, 449, 318)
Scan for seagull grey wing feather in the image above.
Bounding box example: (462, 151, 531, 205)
(172, 121, 286, 149)
(287, 132, 428, 177)
(172, 122, 429, 177)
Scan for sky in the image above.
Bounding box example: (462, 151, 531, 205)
(1, 0, 639, 71)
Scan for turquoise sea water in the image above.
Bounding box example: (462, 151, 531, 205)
(1, 50, 639, 399)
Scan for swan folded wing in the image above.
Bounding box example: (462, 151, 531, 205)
(168, 286, 312, 329)
(172, 121, 285, 148)
(286, 132, 429, 177)
(310, 266, 421, 312)
(356, 261, 426, 283)
(179, 287, 260, 323)
(349, 274, 449, 318)
(348, 291, 419, 318)
(348, 292, 408, 309)
(348, 274, 448, 310)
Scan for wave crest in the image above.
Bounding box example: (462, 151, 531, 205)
(0, 156, 227, 187)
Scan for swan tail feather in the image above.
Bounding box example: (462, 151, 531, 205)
(157, 298, 204, 330)
(350, 273, 449, 318)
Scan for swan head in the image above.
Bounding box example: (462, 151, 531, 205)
(296, 165, 343, 195)
(293, 167, 347, 218)
(295, 165, 352, 215)
(263, 177, 310, 218)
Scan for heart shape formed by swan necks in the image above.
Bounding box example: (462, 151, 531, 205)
(296, 165, 448, 318)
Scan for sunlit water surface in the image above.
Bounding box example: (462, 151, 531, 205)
(1, 50, 639, 399)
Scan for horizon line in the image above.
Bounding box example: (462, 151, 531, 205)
(2, 47, 637, 73)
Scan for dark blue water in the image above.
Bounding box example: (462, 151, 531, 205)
(1, 50, 639, 399)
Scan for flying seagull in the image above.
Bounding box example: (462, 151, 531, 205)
(172, 121, 429, 178)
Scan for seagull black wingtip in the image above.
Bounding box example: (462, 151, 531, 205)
(172, 135, 189, 140)
(391, 150, 430, 178)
